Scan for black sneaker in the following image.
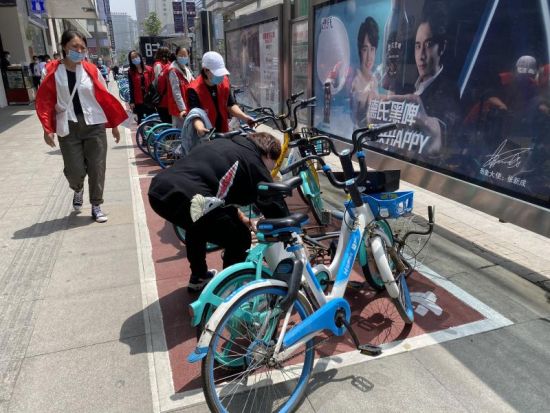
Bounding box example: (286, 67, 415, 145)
(187, 269, 218, 293)
(73, 190, 84, 211)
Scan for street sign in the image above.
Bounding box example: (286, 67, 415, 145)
(31, 0, 45, 13)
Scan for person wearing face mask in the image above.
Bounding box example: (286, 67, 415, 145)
(187, 51, 255, 135)
(127, 50, 155, 123)
(166, 47, 195, 129)
(35, 30, 127, 223)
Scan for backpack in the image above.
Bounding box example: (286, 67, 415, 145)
(143, 67, 161, 107)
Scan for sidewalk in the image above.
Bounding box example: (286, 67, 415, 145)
(0, 105, 549, 413)
(0, 105, 153, 412)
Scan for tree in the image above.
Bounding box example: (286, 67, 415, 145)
(143, 12, 162, 36)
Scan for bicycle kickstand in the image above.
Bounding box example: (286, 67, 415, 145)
(336, 311, 382, 357)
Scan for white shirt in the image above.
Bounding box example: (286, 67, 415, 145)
(49, 64, 108, 137)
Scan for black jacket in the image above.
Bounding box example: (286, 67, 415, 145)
(148, 135, 288, 218)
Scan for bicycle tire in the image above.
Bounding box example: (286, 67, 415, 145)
(202, 285, 314, 413)
(146, 123, 173, 156)
(154, 129, 182, 168)
(393, 273, 414, 324)
(360, 220, 394, 292)
(198, 268, 272, 367)
(135, 119, 160, 154)
(297, 160, 324, 225)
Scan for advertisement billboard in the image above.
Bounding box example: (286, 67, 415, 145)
(313, 0, 549, 207)
(225, 18, 281, 112)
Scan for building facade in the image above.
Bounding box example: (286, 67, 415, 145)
(111, 12, 138, 62)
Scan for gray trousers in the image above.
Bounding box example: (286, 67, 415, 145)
(58, 115, 107, 205)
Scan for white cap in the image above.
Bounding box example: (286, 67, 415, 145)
(201, 51, 229, 77)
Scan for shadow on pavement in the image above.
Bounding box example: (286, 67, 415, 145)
(119, 286, 195, 355)
(0, 111, 33, 134)
(12, 212, 94, 239)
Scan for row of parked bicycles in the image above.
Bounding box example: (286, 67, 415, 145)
(132, 91, 435, 412)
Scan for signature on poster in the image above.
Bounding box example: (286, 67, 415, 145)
(483, 140, 532, 169)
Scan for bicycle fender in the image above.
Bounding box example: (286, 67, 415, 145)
(358, 225, 392, 267)
(370, 236, 399, 298)
(189, 262, 260, 327)
(188, 279, 288, 363)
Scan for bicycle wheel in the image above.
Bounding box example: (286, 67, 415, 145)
(393, 272, 414, 324)
(360, 220, 394, 291)
(135, 119, 160, 154)
(146, 123, 173, 156)
(202, 285, 314, 413)
(297, 160, 324, 225)
(154, 129, 182, 168)
(199, 268, 272, 367)
(173, 224, 220, 252)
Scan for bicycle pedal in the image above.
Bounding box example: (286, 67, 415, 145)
(348, 281, 366, 290)
(359, 343, 382, 357)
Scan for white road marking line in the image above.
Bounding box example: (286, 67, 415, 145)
(125, 126, 176, 413)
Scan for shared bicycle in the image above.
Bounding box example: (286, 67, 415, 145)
(187, 123, 435, 412)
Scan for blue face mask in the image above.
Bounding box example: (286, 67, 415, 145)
(211, 74, 224, 85)
(67, 49, 85, 63)
(177, 57, 189, 66)
(131, 57, 141, 66)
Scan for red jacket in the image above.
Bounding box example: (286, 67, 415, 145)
(167, 66, 193, 116)
(36, 60, 127, 134)
(129, 65, 154, 105)
(188, 75, 231, 132)
(155, 61, 170, 108)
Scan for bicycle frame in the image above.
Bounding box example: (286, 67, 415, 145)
(190, 198, 396, 362)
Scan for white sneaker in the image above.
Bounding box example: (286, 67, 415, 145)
(91, 205, 108, 223)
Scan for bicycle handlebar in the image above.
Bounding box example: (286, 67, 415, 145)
(291, 90, 304, 101)
(251, 115, 293, 134)
(281, 123, 398, 191)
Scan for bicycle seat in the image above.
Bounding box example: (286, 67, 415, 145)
(257, 212, 309, 241)
(257, 176, 302, 198)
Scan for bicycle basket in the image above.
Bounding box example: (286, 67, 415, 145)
(362, 170, 400, 194)
(364, 191, 414, 219)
